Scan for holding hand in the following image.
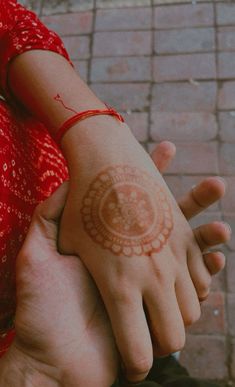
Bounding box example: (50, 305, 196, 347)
(0, 183, 117, 387)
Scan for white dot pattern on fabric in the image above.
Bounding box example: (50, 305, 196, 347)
(0, 0, 71, 354)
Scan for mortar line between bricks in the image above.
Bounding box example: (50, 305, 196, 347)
(39, 0, 44, 17)
(90, 80, 218, 87)
(96, 2, 219, 10)
(214, 3, 231, 384)
(87, 0, 96, 84)
(153, 1, 217, 5)
(91, 50, 217, 57)
(145, 0, 154, 147)
(93, 26, 215, 32)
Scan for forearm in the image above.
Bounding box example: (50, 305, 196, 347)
(9, 50, 107, 134)
(9, 49, 133, 173)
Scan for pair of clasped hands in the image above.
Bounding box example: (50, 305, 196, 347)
(0, 140, 230, 387)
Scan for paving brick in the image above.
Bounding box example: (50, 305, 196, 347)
(91, 57, 151, 82)
(189, 211, 222, 229)
(63, 36, 90, 60)
(91, 83, 150, 111)
(41, 12, 93, 35)
(152, 82, 217, 112)
(68, 0, 94, 12)
(18, 0, 41, 13)
(216, 3, 235, 27)
(180, 334, 228, 380)
(97, 0, 151, 8)
(150, 112, 217, 141)
(41, 0, 67, 15)
(219, 143, 235, 175)
(221, 177, 235, 213)
(154, 4, 214, 29)
(223, 215, 235, 251)
(121, 112, 148, 142)
(218, 27, 235, 51)
(164, 176, 183, 198)
(73, 60, 89, 82)
(41, 0, 94, 14)
(154, 28, 215, 55)
(211, 271, 225, 292)
(148, 142, 219, 175)
(219, 112, 235, 142)
(228, 294, 235, 336)
(218, 53, 235, 79)
(227, 253, 235, 293)
(153, 53, 216, 82)
(93, 31, 151, 57)
(218, 82, 235, 110)
(188, 292, 226, 335)
(154, 0, 208, 4)
(231, 339, 235, 380)
(95, 7, 152, 31)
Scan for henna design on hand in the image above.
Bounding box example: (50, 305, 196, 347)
(81, 165, 173, 257)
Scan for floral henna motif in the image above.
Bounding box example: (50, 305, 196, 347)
(81, 165, 173, 257)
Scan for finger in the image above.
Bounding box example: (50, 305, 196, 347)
(175, 268, 201, 326)
(104, 293, 153, 383)
(203, 251, 226, 275)
(36, 181, 69, 222)
(151, 141, 176, 174)
(178, 177, 226, 220)
(194, 222, 231, 252)
(187, 246, 212, 301)
(144, 285, 185, 357)
(25, 182, 69, 249)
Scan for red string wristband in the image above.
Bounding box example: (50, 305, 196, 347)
(54, 104, 124, 144)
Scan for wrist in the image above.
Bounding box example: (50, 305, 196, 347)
(60, 115, 133, 176)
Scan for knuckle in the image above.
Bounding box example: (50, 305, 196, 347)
(160, 334, 185, 355)
(108, 282, 133, 305)
(198, 276, 212, 297)
(126, 356, 152, 378)
(184, 307, 201, 326)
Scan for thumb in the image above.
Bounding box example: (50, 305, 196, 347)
(17, 182, 70, 262)
(36, 181, 69, 223)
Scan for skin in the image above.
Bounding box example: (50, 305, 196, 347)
(80, 164, 173, 257)
(0, 142, 229, 387)
(58, 122, 225, 383)
(9, 51, 230, 383)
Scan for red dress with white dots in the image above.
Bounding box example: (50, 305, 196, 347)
(0, 0, 70, 355)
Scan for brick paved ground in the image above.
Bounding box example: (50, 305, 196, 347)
(19, 0, 235, 386)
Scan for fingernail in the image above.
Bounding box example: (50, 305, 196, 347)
(215, 177, 227, 189)
(221, 222, 232, 234)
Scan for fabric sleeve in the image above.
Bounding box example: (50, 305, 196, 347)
(0, 0, 72, 101)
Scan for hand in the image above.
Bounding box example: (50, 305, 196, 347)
(1, 183, 118, 387)
(0, 141, 228, 387)
(59, 119, 231, 383)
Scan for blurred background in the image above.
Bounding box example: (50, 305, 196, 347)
(19, 0, 235, 385)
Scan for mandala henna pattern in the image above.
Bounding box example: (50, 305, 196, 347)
(81, 165, 173, 257)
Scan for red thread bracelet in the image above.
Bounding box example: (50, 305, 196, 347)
(54, 104, 124, 144)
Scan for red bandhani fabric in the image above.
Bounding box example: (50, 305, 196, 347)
(0, 1, 70, 354)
